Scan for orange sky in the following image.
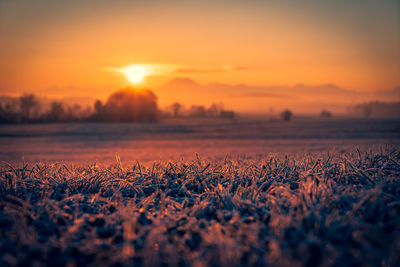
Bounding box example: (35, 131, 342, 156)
(0, 0, 399, 102)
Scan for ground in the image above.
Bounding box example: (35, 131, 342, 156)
(0, 117, 399, 164)
(0, 118, 399, 266)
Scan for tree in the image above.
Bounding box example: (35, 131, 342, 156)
(19, 94, 38, 121)
(280, 109, 293, 121)
(94, 100, 103, 113)
(220, 110, 235, 119)
(189, 105, 206, 117)
(0, 101, 19, 123)
(363, 106, 372, 118)
(92, 88, 159, 122)
(206, 103, 223, 117)
(65, 104, 83, 121)
(172, 102, 182, 117)
(320, 109, 332, 118)
(46, 101, 65, 122)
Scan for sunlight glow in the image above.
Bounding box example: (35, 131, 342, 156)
(114, 64, 178, 85)
(120, 65, 151, 84)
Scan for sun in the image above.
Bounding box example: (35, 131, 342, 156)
(113, 64, 175, 84)
(120, 65, 150, 84)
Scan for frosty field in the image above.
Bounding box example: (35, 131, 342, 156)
(1, 148, 399, 266)
(0, 118, 399, 164)
(0, 118, 399, 266)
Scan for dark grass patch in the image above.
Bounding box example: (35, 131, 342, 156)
(0, 148, 399, 266)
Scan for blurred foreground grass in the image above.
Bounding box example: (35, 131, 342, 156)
(1, 148, 399, 266)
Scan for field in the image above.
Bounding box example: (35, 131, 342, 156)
(1, 117, 399, 164)
(0, 118, 400, 266)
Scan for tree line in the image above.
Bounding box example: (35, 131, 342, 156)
(0, 88, 160, 123)
(0, 88, 238, 124)
(7, 87, 392, 124)
(347, 101, 400, 118)
(164, 102, 235, 119)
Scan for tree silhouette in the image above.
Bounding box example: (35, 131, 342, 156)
(349, 101, 400, 118)
(207, 103, 223, 117)
(46, 101, 65, 122)
(363, 106, 372, 118)
(189, 105, 206, 117)
(65, 104, 83, 121)
(280, 109, 293, 121)
(94, 100, 103, 113)
(92, 88, 159, 122)
(172, 102, 182, 117)
(19, 94, 38, 121)
(320, 109, 332, 118)
(220, 110, 235, 119)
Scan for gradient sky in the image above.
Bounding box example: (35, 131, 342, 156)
(0, 0, 399, 99)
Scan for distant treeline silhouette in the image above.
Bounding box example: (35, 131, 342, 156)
(164, 102, 235, 119)
(348, 101, 400, 118)
(0, 94, 92, 123)
(3, 91, 398, 124)
(0, 88, 160, 123)
(0, 88, 236, 124)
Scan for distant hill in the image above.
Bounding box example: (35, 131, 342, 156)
(154, 78, 400, 114)
(2, 80, 399, 115)
(372, 86, 400, 99)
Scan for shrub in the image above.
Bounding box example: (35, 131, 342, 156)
(280, 109, 293, 121)
(320, 109, 332, 118)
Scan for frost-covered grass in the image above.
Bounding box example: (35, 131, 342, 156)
(0, 148, 399, 266)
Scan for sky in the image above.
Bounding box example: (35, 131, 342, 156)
(0, 0, 399, 108)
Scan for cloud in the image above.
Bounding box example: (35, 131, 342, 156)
(174, 65, 253, 74)
(106, 64, 254, 79)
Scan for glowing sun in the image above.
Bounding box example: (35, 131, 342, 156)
(120, 65, 150, 84)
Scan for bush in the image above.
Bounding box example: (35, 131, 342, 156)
(280, 109, 293, 121)
(320, 109, 332, 118)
